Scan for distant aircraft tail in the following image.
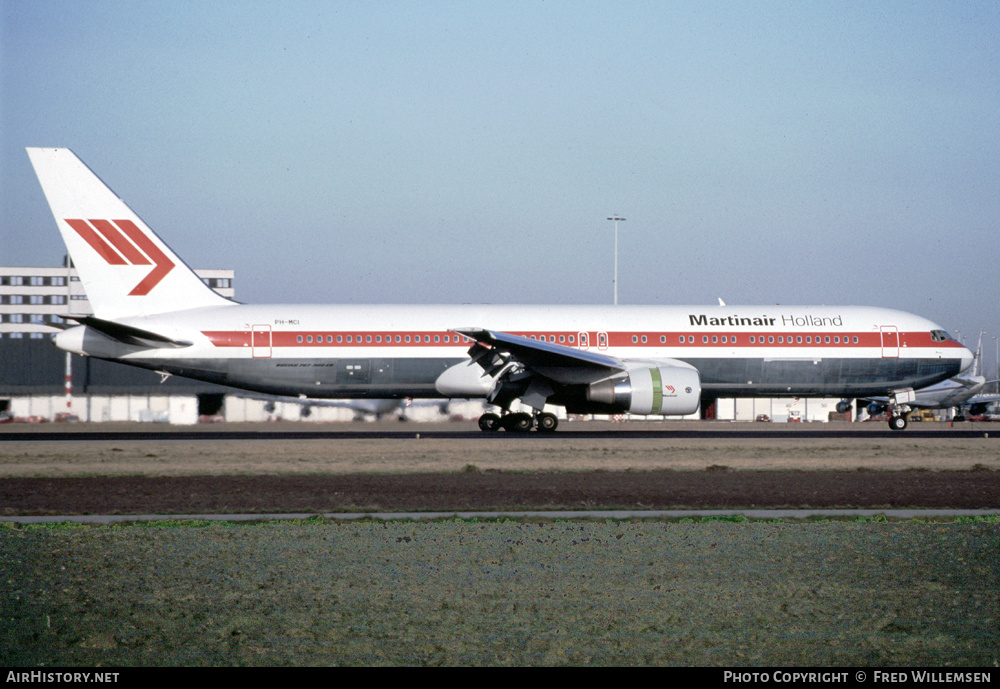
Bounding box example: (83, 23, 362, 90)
(26, 147, 234, 320)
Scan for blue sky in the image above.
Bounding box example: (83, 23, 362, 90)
(2, 1, 998, 363)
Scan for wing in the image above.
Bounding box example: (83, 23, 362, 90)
(452, 327, 703, 416)
(961, 392, 1000, 407)
(453, 327, 625, 385)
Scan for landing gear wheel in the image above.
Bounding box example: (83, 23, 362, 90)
(478, 413, 501, 432)
(502, 412, 533, 432)
(536, 412, 558, 432)
(888, 415, 908, 431)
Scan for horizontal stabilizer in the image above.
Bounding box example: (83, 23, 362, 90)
(67, 316, 193, 348)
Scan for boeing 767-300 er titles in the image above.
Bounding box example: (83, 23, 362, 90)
(27, 148, 973, 432)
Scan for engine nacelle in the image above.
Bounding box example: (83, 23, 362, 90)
(586, 365, 701, 415)
(866, 402, 886, 416)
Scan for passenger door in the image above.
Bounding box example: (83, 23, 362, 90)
(880, 326, 899, 358)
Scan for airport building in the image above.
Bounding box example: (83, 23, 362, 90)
(1, 264, 235, 336)
(1, 264, 237, 423)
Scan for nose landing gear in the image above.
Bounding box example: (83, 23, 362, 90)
(888, 412, 910, 431)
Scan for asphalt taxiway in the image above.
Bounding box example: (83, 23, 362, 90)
(2, 419, 997, 441)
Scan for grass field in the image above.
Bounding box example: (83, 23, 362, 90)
(2, 518, 998, 666)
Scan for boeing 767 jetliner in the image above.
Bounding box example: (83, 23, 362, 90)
(27, 148, 973, 431)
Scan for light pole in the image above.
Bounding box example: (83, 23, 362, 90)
(993, 336, 999, 395)
(607, 215, 625, 305)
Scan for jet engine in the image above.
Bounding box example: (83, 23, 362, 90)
(866, 402, 886, 416)
(585, 365, 701, 415)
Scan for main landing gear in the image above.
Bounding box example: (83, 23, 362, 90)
(478, 411, 559, 433)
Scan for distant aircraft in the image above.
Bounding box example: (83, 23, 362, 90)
(236, 395, 449, 421)
(959, 395, 1000, 419)
(858, 373, 989, 418)
(27, 147, 973, 432)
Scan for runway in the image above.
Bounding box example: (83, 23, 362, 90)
(5, 508, 1000, 525)
(2, 419, 998, 441)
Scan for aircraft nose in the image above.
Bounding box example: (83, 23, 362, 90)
(959, 346, 975, 373)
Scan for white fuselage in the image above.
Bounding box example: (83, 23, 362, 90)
(55, 302, 973, 403)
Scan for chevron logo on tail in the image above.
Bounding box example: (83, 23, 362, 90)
(64, 218, 175, 295)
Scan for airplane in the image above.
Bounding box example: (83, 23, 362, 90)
(26, 147, 974, 432)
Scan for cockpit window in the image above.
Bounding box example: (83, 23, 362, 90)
(930, 330, 955, 342)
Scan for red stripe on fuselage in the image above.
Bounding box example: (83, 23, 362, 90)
(201, 330, 962, 350)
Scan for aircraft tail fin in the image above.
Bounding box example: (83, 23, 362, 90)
(26, 147, 234, 319)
